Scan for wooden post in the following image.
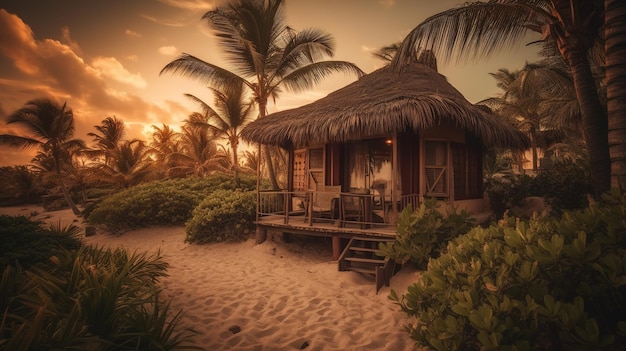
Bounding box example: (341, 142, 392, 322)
(332, 235, 341, 260)
(255, 226, 267, 244)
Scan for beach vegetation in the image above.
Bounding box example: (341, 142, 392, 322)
(0, 98, 86, 215)
(0, 215, 82, 270)
(185, 189, 256, 243)
(1, 241, 201, 350)
(484, 151, 592, 219)
(86, 173, 259, 232)
(377, 199, 475, 269)
(391, 190, 626, 350)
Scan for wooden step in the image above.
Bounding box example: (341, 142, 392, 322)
(351, 236, 395, 242)
(349, 267, 376, 275)
(344, 257, 386, 264)
(349, 246, 379, 253)
(338, 236, 398, 294)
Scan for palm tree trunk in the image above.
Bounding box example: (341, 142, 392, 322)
(59, 178, 81, 216)
(258, 99, 280, 189)
(564, 49, 611, 199)
(53, 150, 81, 216)
(606, 0, 626, 192)
(232, 139, 240, 188)
(530, 126, 538, 172)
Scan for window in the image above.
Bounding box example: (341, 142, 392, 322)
(308, 147, 324, 189)
(424, 140, 448, 196)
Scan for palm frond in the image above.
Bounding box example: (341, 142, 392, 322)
(278, 61, 364, 93)
(160, 53, 245, 89)
(392, 1, 548, 68)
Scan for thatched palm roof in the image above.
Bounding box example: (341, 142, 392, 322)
(241, 62, 528, 149)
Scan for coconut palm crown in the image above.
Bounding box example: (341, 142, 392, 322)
(160, 0, 364, 188)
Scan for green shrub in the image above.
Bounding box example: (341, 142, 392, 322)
(86, 174, 260, 232)
(530, 156, 592, 214)
(185, 189, 255, 244)
(87, 186, 198, 231)
(0, 215, 82, 270)
(378, 198, 475, 269)
(1, 245, 202, 350)
(392, 190, 626, 350)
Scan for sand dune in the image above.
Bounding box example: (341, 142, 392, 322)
(1, 206, 420, 351)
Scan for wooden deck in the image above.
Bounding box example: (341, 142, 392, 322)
(255, 215, 396, 239)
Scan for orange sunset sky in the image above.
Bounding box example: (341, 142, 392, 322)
(0, 0, 540, 167)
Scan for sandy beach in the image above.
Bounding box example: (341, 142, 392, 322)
(1, 205, 421, 351)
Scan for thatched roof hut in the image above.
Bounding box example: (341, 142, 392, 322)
(241, 62, 527, 149)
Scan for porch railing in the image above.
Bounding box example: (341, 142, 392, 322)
(257, 190, 421, 228)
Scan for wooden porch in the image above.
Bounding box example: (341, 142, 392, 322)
(254, 190, 419, 259)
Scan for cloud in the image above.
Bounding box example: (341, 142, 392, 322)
(140, 13, 187, 27)
(126, 54, 139, 61)
(158, 45, 178, 56)
(158, 0, 218, 11)
(61, 26, 81, 54)
(0, 9, 191, 166)
(91, 56, 147, 88)
(378, 0, 396, 7)
(125, 29, 142, 38)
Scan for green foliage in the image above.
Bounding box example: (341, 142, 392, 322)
(485, 155, 592, 219)
(378, 198, 474, 269)
(0, 215, 82, 270)
(185, 189, 255, 243)
(87, 173, 259, 231)
(392, 190, 626, 350)
(0, 166, 45, 206)
(1, 244, 202, 350)
(530, 156, 592, 214)
(86, 185, 198, 231)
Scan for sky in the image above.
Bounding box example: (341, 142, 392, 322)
(0, 0, 540, 167)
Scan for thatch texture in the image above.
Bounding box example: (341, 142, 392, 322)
(241, 62, 528, 149)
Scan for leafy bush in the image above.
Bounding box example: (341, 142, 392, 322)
(530, 156, 592, 214)
(392, 190, 626, 350)
(0, 215, 82, 269)
(87, 174, 259, 231)
(87, 186, 198, 231)
(1, 245, 202, 350)
(378, 198, 474, 269)
(185, 189, 256, 243)
(485, 155, 592, 219)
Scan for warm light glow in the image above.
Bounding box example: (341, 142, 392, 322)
(385, 139, 392, 145)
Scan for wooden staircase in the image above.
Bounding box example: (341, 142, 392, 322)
(338, 237, 396, 294)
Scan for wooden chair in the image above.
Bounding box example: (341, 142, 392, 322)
(307, 185, 341, 223)
(339, 190, 372, 228)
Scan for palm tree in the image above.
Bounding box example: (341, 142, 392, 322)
(184, 80, 256, 186)
(168, 118, 227, 177)
(482, 64, 578, 172)
(149, 124, 181, 178)
(161, 0, 364, 189)
(393, 0, 611, 198)
(86, 116, 126, 166)
(605, 0, 626, 191)
(0, 98, 85, 214)
(0, 165, 45, 204)
(91, 139, 154, 188)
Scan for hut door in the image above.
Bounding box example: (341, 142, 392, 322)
(293, 149, 307, 191)
(343, 138, 392, 194)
